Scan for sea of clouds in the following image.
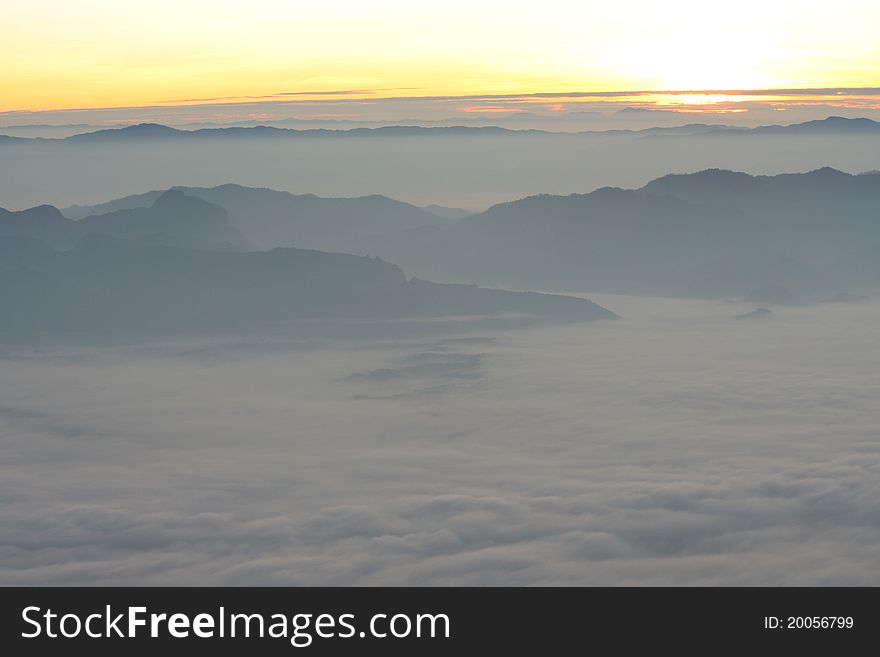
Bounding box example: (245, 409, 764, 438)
(1, 294, 878, 585)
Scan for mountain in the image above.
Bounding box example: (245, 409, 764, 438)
(639, 167, 880, 263)
(78, 189, 251, 251)
(2, 116, 877, 145)
(65, 185, 452, 251)
(367, 186, 760, 293)
(749, 116, 880, 135)
(655, 248, 822, 302)
(0, 204, 78, 245)
(640, 167, 880, 212)
(3, 190, 250, 251)
(65, 122, 182, 141)
(0, 235, 614, 338)
(58, 123, 527, 144)
(634, 124, 746, 137)
(59, 168, 880, 301)
(612, 116, 880, 138)
(360, 169, 880, 301)
(43, 166, 880, 303)
(0, 134, 33, 144)
(64, 190, 170, 218)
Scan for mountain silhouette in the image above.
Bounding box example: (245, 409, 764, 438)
(356, 169, 880, 300)
(65, 184, 454, 251)
(749, 116, 880, 135)
(16, 166, 880, 306)
(2, 191, 250, 251)
(365, 185, 758, 293)
(0, 204, 78, 245)
(639, 167, 880, 266)
(56, 123, 525, 144)
(640, 167, 880, 212)
(54, 168, 880, 301)
(2, 116, 873, 144)
(0, 235, 614, 338)
(78, 189, 251, 251)
(65, 122, 181, 141)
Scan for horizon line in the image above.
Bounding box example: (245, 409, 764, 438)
(4, 86, 880, 118)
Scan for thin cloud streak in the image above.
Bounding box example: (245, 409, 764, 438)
(5, 88, 880, 119)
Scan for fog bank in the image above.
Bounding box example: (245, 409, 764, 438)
(2, 295, 877, 585)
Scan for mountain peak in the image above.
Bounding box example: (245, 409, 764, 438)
(802, 166, 848, 178)
(802, 116, 880, 130)
(821, 116, 875, 125)
(752, 116, 880, 135)
(153, 188, 188, 206)
(639, 169, 756, 197)
(152, 188, 222, 214)
(66, 123, 180, 141)
(119, 123, 178, 134)
(10, 204, 67, 224)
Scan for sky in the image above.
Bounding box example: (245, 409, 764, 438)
(4, 0, 880, 116)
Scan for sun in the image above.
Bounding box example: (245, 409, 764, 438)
(597, 25, 778, 92)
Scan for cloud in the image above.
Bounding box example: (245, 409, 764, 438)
(1, 297, 879, 584)
(157, 88, 425, 105)
(5, 87, 880, 133)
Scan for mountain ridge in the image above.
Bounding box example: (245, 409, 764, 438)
(0, 235, 616, 338)
(3, 116, 879, 143)
(2, 190, 252, 251)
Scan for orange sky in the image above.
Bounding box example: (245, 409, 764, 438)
(4, 0, 880, 113)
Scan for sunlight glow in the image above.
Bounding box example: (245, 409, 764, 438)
(2, 0, 879, 112)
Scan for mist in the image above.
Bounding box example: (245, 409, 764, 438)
(3, 130, 880, 210)
(2, 294, 878, 585)
(2, 111, 879, 588)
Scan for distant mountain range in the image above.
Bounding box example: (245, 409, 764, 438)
(58, 166, 880, 294)
(363, 168, 880, 301)
(63, 185, 458, 251)
(749, 116, 880, 135)
(38, 168, 880, 302)
(1, 188, 616, 338)
(2, 116, 879, 143)
(641, 166, 880, 214)
(62, 123, 529, 142)
(4, 165, 878, 339)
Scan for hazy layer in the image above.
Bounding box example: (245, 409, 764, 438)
(3, 133, 880, 209)
(2, 295, 877, 585)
